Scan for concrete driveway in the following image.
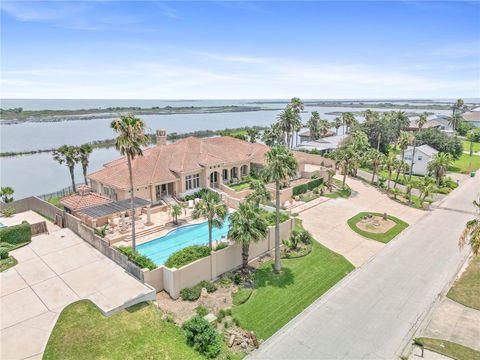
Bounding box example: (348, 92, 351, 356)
(250, 172, 479, 359)
(299, 176, 426, 266)
(1, 227, 155, 360)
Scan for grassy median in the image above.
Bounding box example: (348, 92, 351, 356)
(347, 212, 409, 243)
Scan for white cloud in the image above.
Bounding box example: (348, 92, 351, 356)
(200, 52, 267, 64)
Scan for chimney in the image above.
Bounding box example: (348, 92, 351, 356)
(156, 129, 167, 146)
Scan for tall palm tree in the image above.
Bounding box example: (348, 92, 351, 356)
(289, 98, 304, 147)
(0, 186, 14, 203)
(333, 148, 352, 189)
(408, 112, 428, 180)
(192, 191, 228, 249)
(452, 98, 465, 116)
(262, 123, 283, 146)
(448, 113, 463, 131)
(228, 201, 269, 269)
(78, 144, 93, 185)
(333, 117, 342, 135)
(319, 119, 330, 137)
(247, 128, 259, 143)
(418, 176, 435, 204)
(53, 145, 80, 192)
(383, 153, 398, 191)
(290, 97, 304, 113)
(307, 111, 321, 140)
(368, 149, 385, 184)
(341, 112, 356, 135)
(326, 169, 336, 190)
(394, 131, 413, 188)
(277, 106, 296, 149)
(170, 203, 183, 225)
(428, 152, 453, 186)
(417, 112, 428, 130)
(459, 197, 480, 256)
(111, 114, 150, 252)
(364, 109, 380, 123)
(246, 179, 271, 207)
(264, 146, 298, 272)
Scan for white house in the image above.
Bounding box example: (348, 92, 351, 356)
(400, 144, 438, 176)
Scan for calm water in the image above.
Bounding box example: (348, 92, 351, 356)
(0, 99, 454, 199)
(137, 218, 231, 266)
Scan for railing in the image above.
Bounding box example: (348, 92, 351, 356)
(37, 183, 84, 200)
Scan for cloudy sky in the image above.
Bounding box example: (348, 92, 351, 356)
(1, 1, 479, 99)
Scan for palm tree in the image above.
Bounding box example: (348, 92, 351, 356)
(228, 201, 269, 269)
(333, 148, 352, 189)
(277, 106, 297, 149)
(459, 197, 480, 255)
(417, 112, 428, 130)
(78, 144, 93, 185)
(53, 145, 80, 192)
(262, 123, 283, 146)
(290, 97, 304, 113)
(341, 112, 356, 135)
(368, 149, 385, 184)
(394, 131, 413, 188)
(403, 177, 414, 204)
(247, 128, 259, 143)
(452, 98, 465, 116)
(246, 179, 271, 207)
(264, 146, 298, 272)
(408, 112, 428, 179)
(383, 153, 398, 191)
(111, 114, 150, 252)
(448, 113, 464, 131)
(0, 186, 14, 203)
(326, 169, 336, 190)
(319, 119, 330, 137)
(307, 111, 321, 140)
(428, 152, 453, 186)
(364, 109, 380, 123)
(418, 176, 435, 204)
(192, 191, 228, 249)
(333, 117, 342, 135)
(170, 203, 183, 225)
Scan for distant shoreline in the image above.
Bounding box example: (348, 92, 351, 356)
(0, 105, 278, 124)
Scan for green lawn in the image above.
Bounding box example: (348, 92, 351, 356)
(462, 140, 480, 153)
(449, 154, 480, 174)
(447, 256, 480, 310)
(0, 256, 17, 272)
(229, 181, 251, 192)
(415, 338, 480, 360)
(232, 241, 354, 340)
(43, 300, 204, 360)
(347, 212, 409, 243)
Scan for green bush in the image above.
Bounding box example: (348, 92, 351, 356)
(1, 206, 16, 217)
(164, 245, 211, 269)
(0, 247, 9, 260)
(183, 189, 213, 201)
(307, 178, 323, 191)
(0, 221, 31, 245)
(260, 210, 289, 226)
(214, 242, 228, 251)
(117, 246, 156, 270)
(195, 305, 208, 317)
(292, 183, 308, 196)
(182, 316, 221, 358)
(290, 228, 313, 248)
(180, 280, 217, 301)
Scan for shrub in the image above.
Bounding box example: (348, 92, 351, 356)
(180, 280, 217, 301)
(292, 183, 308, 196)
(415, 129, 463, 159)
(217, 309, 226, 321)
(290, 228, 313, 248)
(117, 246, 156, 270)
(164, 245, 211, 269)
(182, 316, 221, 358)
(94, 225, 108, 238)
(214, 242, 228, 251)
(260, 210, 289, 226)
(196, 305, 208, 317)
(1, 206, 16, 217)
(0, 247, 9, 260)
(0, 221, 31, 245)
(307, 178, 323, 191)
(183, 189, 213, 201)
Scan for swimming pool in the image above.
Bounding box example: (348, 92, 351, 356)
(137, 218, 231, 266)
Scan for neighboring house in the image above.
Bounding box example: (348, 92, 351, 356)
(296, 135, 345, 154)
(298, 128, 335, 143)
(399, 144, 438, 176)
(60, 185, 113, 215)
(88, 130, 333, 204)
(462, 110, 480, 128)
(407, 114, 454, 135)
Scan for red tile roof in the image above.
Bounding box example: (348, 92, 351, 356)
(61, 192, 112, 211)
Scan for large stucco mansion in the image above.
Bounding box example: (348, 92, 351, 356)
(88, 130, 332, 204)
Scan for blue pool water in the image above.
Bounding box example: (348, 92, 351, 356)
(137, 218, 231, 266)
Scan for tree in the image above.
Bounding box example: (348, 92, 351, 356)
(408, 112, 428, 180)
(341, 112, 356, 134)
(459, 197, 480, 256)
(467, 129, 476, 156)
(170, 203, 184, 225)
(417, 112, 428, 130)
(228, 201, 269, 269)
(428, 152, 453, 186)
(264, 146, 298, 272)
(246, 179, 271, 207)
(383, 153, 398, 190)
(332, 117, 342, 135)
(418, 176, 435, 203)
(78, 144, 93, 185)
(307, 111, 321, 140)
(364, 109, 380, 123)
(415, 128, 463, 159)
(290, 97, 304, 113)
(319, 119, 330, 137)
(403, 177, 415, 204)
(452, 98, 465, 116)
(326, 169, 336, 190)
(448, 113, 464, 131)
(52, 145, 80, 192)
(333, 148, 354, 189)
(192, 191, 228, 249)
(247, 128, 259, 143)
(111, 114, 150, 252)
(278, 106, 300, 149)
(394, 131, 413, 188)
(262, 123, 283, 146)
(0, 187, 14, 203)
(367, 149, 385, 184)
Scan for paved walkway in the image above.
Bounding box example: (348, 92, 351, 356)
(0, 226, 155, 360)
(299, 176, 426, 266)
(249, 172, 479, 360)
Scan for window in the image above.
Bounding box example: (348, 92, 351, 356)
(186, 173, 200, 190)
(418, 156, 423, 161)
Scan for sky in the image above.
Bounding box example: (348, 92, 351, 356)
(1, 1, 479, 99)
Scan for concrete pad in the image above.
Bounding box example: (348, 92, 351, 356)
(0, 311, 58, 360)
(41, 242, 104, 274)
(0, 268, 28, 297)
(1, 287, 47, 326)
(32, 277, 79, 312)
(14, 257, 56, 286)
(28, 228, 82, 256)
(10, 245, 37, 262)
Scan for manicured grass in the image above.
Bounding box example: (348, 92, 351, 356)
(0, 256, 17, 272)
(229, 181, 251, 192)
(449, 154, 480, 174)
(462, 140, 480, 153)
(47, 196, 64, 209)
(415, 338, 480, 360)
(232, 241, 354, 340)
(324, 179, 352, 199)
(43, 300, 203, 360)
(347, 212, 409, 243)
(447, 256, 480, 310)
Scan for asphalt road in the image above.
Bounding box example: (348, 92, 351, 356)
(250, 173, 479, 360)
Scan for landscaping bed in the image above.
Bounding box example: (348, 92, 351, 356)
(347, 212, 409, 243)
(447, 256, 480, 310)
(414, 337, 480, 360)
(0, 256, 18, 272)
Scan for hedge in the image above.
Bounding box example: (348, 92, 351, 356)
(164, 245, 211, 269)
(293, 178, 324, 196)
(0, 221, 31, 246)
(117, 246, 157, 270)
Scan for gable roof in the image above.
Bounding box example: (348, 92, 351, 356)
(61, 192, 112, 212)
(89, 136, 270, 189)
(405, 144, 438, 157)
